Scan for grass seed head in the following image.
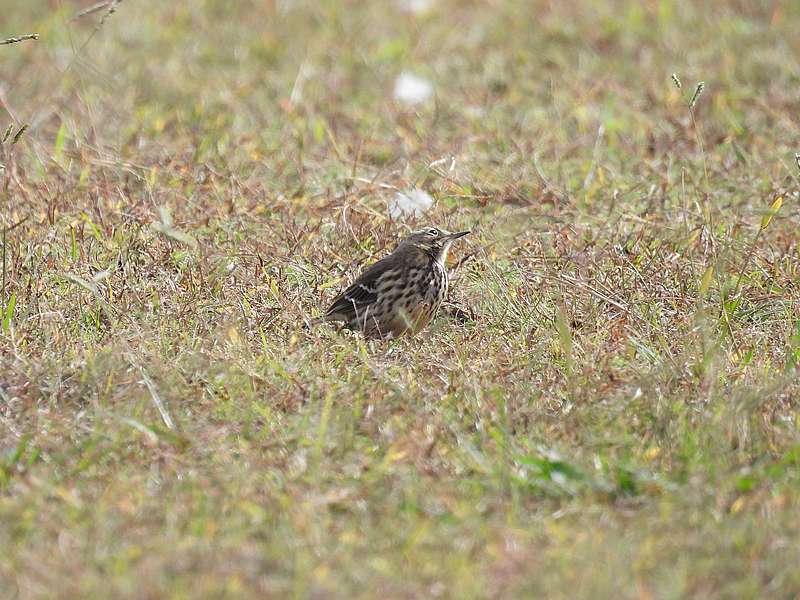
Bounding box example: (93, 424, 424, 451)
(1, 123, 13, 144)
(11, 124, 29, 145)
(689, 81, 705, 109)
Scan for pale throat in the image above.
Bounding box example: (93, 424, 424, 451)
(435, 242, 453, 266)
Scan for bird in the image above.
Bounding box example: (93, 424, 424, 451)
(314, 226, 470, 339)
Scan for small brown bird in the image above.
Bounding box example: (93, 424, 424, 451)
(316, 227, 470, 339)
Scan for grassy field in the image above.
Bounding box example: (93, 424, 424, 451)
(1, 0, 799, 597)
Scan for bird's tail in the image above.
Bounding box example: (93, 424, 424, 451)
(304, 315, 327, 330)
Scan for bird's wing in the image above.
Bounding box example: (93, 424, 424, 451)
(324, 256, 398, 322)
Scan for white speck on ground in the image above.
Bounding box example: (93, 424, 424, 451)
(389, 188, 434, 219)
(393, 71, 434, 105)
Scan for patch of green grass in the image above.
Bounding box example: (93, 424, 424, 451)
(1, 0, 799, 597)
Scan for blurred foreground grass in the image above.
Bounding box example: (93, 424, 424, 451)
(1, 1, 799, 597)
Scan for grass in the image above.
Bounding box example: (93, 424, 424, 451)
(1, 0, 799, 597)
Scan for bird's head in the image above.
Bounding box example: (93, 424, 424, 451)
(400, 226, 470, 263)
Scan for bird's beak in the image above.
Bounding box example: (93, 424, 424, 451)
(446, 230, 470, 240)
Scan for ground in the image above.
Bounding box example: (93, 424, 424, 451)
(1, 1, 799, 598)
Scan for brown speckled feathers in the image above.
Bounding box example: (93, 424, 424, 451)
(318, 227, 469, 338)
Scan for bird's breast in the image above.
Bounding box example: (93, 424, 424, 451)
(423, 262, 447, 303)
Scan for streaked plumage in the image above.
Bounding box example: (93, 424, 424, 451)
(317, 227, 470, 339)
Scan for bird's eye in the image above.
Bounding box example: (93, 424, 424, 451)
(428, 228, 439, 237)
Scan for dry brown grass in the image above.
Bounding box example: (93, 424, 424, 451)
(1, 0, 800, 598)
